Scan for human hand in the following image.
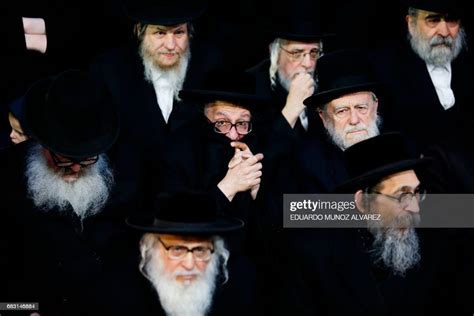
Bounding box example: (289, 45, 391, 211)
(281, 72, 315, 127)
(228, 141, 253, 169)
(23, 17, 47, 53)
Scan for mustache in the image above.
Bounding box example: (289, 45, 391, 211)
(430, 35, 454, 47)
(345, 123, 367, 133)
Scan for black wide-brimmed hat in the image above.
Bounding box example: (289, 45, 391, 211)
(123, 0, 207, 25)
(126, 192, 244, 235)
(24, 70, 119, 159)
(304, 49, 380, 109)
(267, 19, 334, 42)
(179, 71, 271, 113)
(335, 133, 431, 193)
(401, 0, 463, 16)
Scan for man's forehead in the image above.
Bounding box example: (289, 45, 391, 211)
(282, 40, 320, 50)
(205, 102, 252, 116)
(148, 23, 188, 32)
(377, 170, 420, 192)
(159, 233, 213, 244)
(329, 91, 374, 107)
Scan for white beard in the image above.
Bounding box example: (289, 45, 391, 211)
(409, 25, 466, 66)
(145, 252, 219, 316)
(140, 41, 190, 102)
(25, 144, 114, 220)
(368, 212, 421, 276)
(326, 114, 381, 151)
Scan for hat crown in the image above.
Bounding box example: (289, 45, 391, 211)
(155, 192, 218, 223)
(401, 0, 463, 15)
(344, 133, 417, 182)
(201, 71, 257, 96)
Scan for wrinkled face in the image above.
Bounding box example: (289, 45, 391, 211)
(204, 101, 252, 141)
(278, 40, 320, 83)
(42, 149, 97, 183)
(141, 23, 190, 69)
(320, 91, 379, 150)
(157, 234, 214, 284)
(407, 9, 460, 43)
(8, 112, 28, 144)
(370, 170, 421, 233)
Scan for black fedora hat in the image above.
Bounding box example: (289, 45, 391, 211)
(24, 70, 119, 159)
(126, 192, 244, 235)
(335, 133, 431, 193)
(401, 0, 464, 16)
(179, 70, 271, 113)
(304, 49, 380, 109)
(123, 0, 207, 25)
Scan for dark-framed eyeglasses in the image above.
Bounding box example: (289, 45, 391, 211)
(49, 150, 99, 168)
(371, 188, 426, 209)
(279, 45, 321, 62)
(210, 120, 252, 135)
(157, 238, 214, 261)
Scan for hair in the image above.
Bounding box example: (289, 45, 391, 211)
(268, 37, 323, 89)
(407, 7, 419, 18)
(139, 233, 231, 283)
(134, 22, 195, 41)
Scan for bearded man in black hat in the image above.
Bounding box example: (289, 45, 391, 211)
(247, 10, 333, 138)
(127, 191, 255, 316)
(370, 0, 474, 151)
(2, 70, 147, 316)
(89, 0, 224, 211)
(281, 133, 459, 315)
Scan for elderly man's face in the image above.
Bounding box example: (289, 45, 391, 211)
(141, 23, 190, 69)
(157, 234, 214, 284)
(319, 91, 379, 150)
(407, 10, 463, 65)
(42, 149, 97, 183)
(278, 40, 320, 85)
(204, 101, 252, 141)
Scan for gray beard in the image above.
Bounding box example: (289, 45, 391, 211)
(139, 41, 190, 102)
(145, 252, 219, 316)
(326, 114, 381, 151)
(368, 213, 421, 276)
(409, 26, 466, 66)
(277, 69, 318, 93)
(25, 144, 114, 220)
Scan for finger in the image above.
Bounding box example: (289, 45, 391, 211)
(231, 141, 250, 152)
(244, 153, 264, 165)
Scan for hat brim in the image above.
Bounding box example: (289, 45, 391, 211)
(126, 216, 244, 235)
(305, 82, 380, 108)
(269, 31, 335, 42)
(334, 158, 432, 193)
(179, 90, 271, 112)
(24, 78, 119, 159)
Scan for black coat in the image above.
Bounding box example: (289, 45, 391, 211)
(1, 141, 144, 316)
(369, 40, 474, 152)
(278, 228, 460, 316)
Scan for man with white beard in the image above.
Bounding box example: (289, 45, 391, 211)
(293, 49, 382, 193)
(370, 0, 474, 152)
(126, 192, 254, 316)
(90, 0, 224, 212)
(2, 70, 147, 316)
(281, 133, 458, 315)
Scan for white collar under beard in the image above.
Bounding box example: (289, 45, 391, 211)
(368, 212, 421, 276)
(140, 41, 190, 122)
(25, 144, 114, 220)
(408, 25, 466, 66)
(145, 251, 219, 316)
(326, 114, 381, 151)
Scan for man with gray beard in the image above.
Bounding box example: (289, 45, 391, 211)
(126, 192, 256, 316)
(281, 133, 458, 316)
(2, 71, 148, 316)
(370, 0, 474, 152)
(89, 0, 224, 212)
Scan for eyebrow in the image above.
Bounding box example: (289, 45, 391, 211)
(393, 184, 420, 194)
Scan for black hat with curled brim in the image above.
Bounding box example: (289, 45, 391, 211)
(24, 70, 119, 159)
(334, 133, 432, 193)
(179, 71, 272, 113)
(123, 0, 207, 25)
(304, 49, 381, 109)
(126, 192, 244, 235)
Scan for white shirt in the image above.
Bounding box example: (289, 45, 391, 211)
(299, 108, 309, 131)
(426, 63, 455, 110)
(152, 78, 174, 123)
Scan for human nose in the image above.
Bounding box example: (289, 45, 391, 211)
(226, 125, 240, 141)
(436, 20, 450, 37)
(69, 163, 82, 173)
(348, 107, 361, 125)
(181, 251, 196, 270)
(404, 196, 420, 213)
(164, 34, 177, 50)
(300, 53, 313, 68)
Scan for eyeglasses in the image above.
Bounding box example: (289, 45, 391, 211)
(210, 120, 252, 135)
(332, 103, 372, 119)
(421, 14, 460, 28)
(279, 45, 321, 62)
(49, 150, 99, 168)
(158, 238, 214, 261)
(371, 188, 426, 209)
